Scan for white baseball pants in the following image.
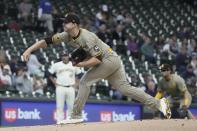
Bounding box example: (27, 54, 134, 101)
(56, 86, 75, 122)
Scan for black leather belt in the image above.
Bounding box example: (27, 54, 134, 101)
(57, 84, 72, 87)
(62, 85, 71, 87)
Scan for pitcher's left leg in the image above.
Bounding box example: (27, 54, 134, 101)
(107, 62, 171, 118)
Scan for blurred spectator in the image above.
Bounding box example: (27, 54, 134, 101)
(8, 55, 18, 75)
(115, 11, 133, 25)
(143, 73, 152, 82)
(14, 68, 33, 94)
(95, 4, 110, 27)
(32, 69, 45, 95)
(140, 33, 156, 63)
(116, 12, 124, 24)
(155, 36, 165, 53)
(124, 12, 133, 25)
(127, 34, 140, 58)
(162, 36, 179, 57)
(181, 38, 189, 51)
(38, 0, 54, 32)
(0, 66, 12, 86)
(27, 53, 42, 75)
(175, 46, 190, 74)
(0, 50, 12, 75)
(145, 80, 157, 97)
(44, 70, 56, 93)
(110, 24, 127, 55)
(187, 38, 196, 55)
(18, 0, 33, 24)
(67, 3, 77, 13)
(143, 74, 157, 97)
(96, 24, 108, 42)
(8, 20, 20, 32)
(111, 24, 127, 42)
(113, 90, 123, 100)
(81, 16, 97, 32)
(52, 5, 65, 33)
(170, 35, 179, 55)
(182, 64, 196, 80)
(178, 26, 191, 40)
(190, 53, 197, 76)
(96, 24, 112, 46)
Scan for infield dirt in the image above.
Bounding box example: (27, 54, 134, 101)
(0, 119, 196, 131)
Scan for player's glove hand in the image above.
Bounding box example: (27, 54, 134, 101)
(177, 105, 188, 118)
(70, 48, 88, 66)
(181, 105, 188, 111)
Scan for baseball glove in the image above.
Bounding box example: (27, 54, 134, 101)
(70, 47, 88, 66)
(177, 105, 188, 118)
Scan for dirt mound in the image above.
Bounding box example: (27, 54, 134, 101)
(1, 119, 197, 131)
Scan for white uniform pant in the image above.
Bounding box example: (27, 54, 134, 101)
(56, 86, 75, 122)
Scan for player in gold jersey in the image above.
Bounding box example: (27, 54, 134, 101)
(155, 64, 194, 119)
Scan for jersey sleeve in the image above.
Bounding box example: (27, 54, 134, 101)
(85, 34, 103, 57)
(176, 75, 187, 92)
(52, 32, 69, 44)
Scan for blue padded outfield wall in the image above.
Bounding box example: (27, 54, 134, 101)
(1, 100, 197, 127)
(1, 100, 142, 126)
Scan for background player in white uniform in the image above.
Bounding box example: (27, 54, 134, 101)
(48, 50, 81, 124)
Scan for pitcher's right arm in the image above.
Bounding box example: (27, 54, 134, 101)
(22, 32, 69, 61)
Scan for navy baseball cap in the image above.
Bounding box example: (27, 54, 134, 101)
(159, 64, 172, 71)
(61, 50, 69, 56)
(61, 13, 80, 24)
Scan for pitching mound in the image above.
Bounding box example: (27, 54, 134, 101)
(1, 119, 197, 131)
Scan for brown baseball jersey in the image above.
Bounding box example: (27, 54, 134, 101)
(51, 28, 117, 59)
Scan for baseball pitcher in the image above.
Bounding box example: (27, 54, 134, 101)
(22, 13, 171, 124)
